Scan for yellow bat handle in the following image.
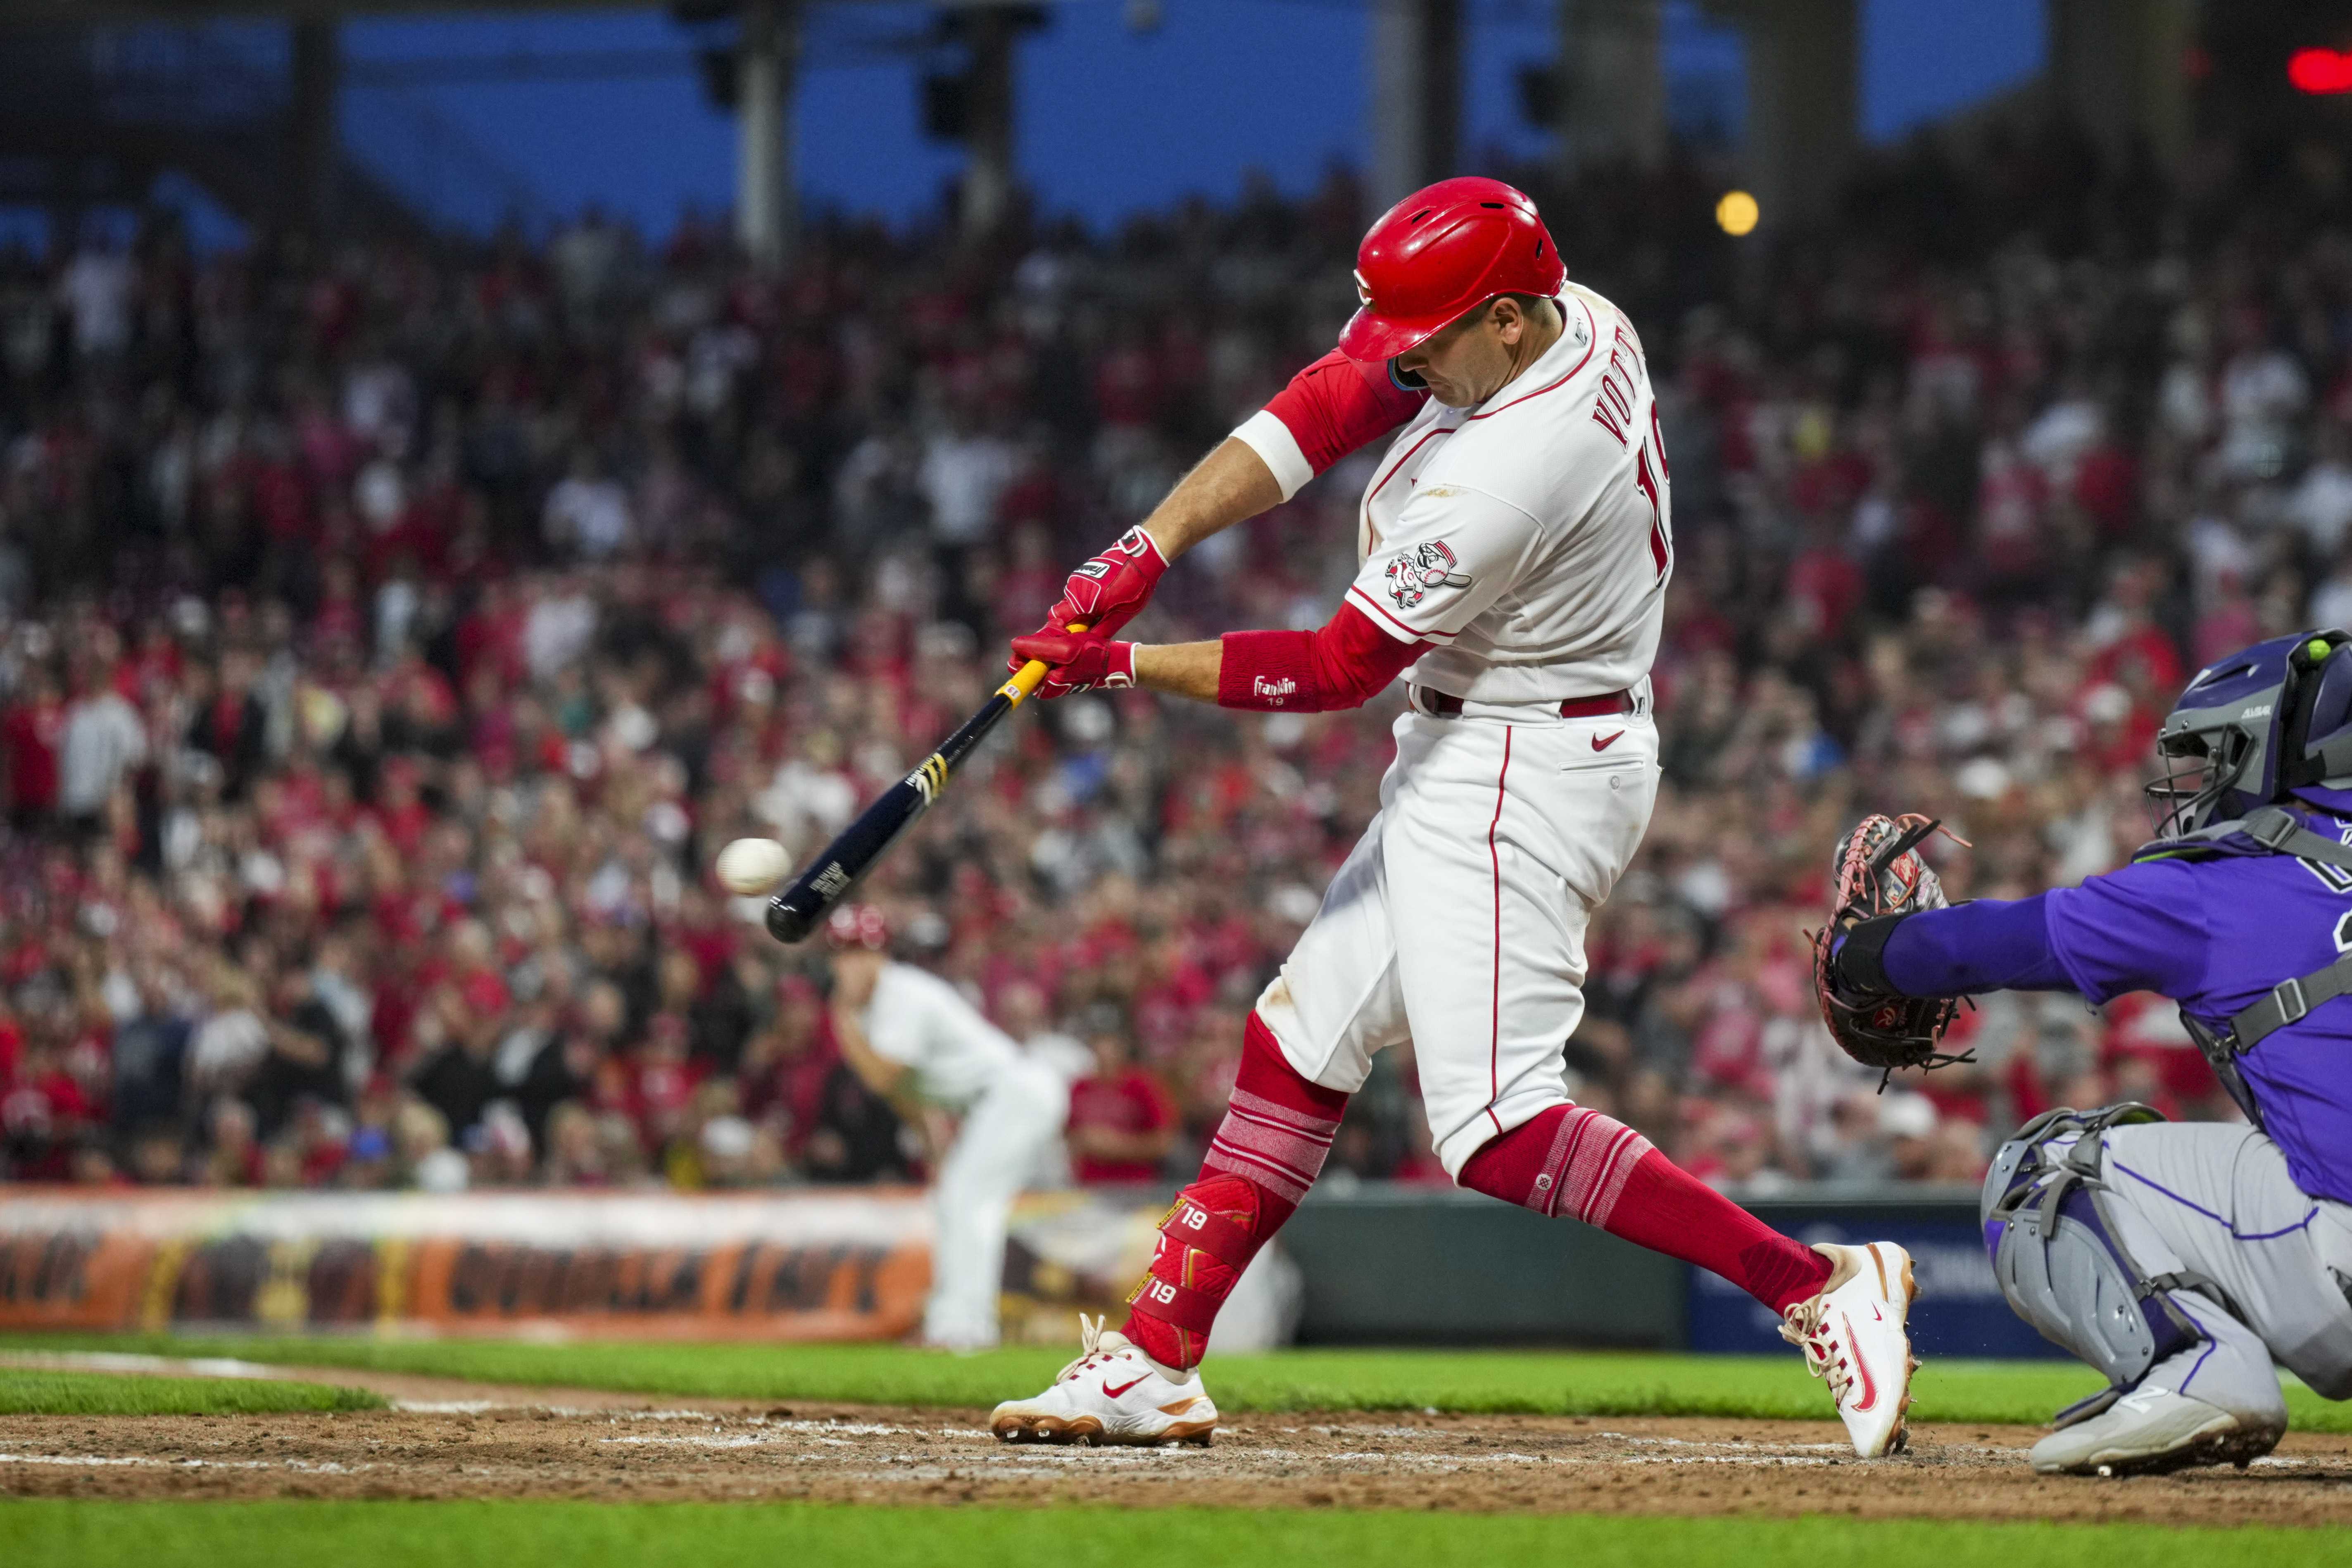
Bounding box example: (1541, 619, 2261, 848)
(1000, 621, 1090, 706)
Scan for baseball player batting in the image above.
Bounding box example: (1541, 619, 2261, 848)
(822, 904, 1072, 1350)
(987, 178, 1917, 1456)
(1814, 629, 2352, 1475)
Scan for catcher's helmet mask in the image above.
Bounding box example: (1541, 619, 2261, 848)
(2145, 628, 2352, 839)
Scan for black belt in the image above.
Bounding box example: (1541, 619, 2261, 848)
(1411, 685, 1635, 719)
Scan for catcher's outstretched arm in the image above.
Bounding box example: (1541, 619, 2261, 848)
(1836, 895, 2073, 998)
(1813, 816, 2216, 1076)
(1847, 851, 2220, 1006)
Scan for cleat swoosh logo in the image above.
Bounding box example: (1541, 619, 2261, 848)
(1841, 1313, 1879, 1413)
(1593, 730, 1624, 752)
(1102, 1375, 1146, 1399)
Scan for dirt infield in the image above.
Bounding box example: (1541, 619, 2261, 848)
(2, 1365, 2351, 1526)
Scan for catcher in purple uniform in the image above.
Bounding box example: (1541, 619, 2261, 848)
(1815, 630, 2352, 1476)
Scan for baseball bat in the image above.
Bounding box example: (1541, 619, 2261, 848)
(763, 624, 1086, 944)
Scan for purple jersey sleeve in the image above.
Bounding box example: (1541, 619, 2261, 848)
(2038, 858, 2212, 1004)
(1879, 894, 2073, 996)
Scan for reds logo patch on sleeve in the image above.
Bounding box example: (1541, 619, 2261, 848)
(1385, 540, 1472, 610)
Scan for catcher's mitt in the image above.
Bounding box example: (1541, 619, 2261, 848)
(1810, 813, 1972, 1080)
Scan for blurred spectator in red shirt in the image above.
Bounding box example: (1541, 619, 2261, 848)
(2102, 992, 2231, 1122)
(1064, 1007, 1177, 1185)
(1, 666, 64, 829)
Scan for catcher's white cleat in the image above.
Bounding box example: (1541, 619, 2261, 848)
(990, 1314, 1219, 1447)
(2027, 1342, 2285, 1478)
(1781, 1241, 1919, 1458)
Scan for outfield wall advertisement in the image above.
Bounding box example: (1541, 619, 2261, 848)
(0, 1184, 2010, 1351)
(0, 1194, 988, 1344)
(0, 1188, 937, 1339)
(0, 1188, 1189, 1342)
(0, 1189, 1270, 1354)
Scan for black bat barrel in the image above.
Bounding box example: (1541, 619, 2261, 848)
(764, 890, 826, 945)
(763, 684, 1020, 944)
(764, 776, 928, 943)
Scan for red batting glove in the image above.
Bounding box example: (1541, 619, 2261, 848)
(1008, 526, 1167, 678)
(1009, 627, 1136, 699)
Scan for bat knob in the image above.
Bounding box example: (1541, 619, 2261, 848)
(766, 893, 820, 945)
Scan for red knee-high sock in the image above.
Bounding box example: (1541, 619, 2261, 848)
(1458, 1104, 1831, 1315)
(1122, 1012, 1346, 1372)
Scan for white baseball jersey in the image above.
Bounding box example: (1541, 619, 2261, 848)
(1229, 284, 1671, 1177)
(1238, 283, 1671, 705)
(860, 961, 1071, 1349)
(860, 962, 1029, 1113)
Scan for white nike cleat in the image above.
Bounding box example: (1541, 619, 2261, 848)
(989, 1314, 1219, 1447)
(1781, 1240, 1919, 1458)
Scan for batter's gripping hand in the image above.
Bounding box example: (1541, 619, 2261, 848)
(1010, 527, 1168, 679)
(1008, 627, 1136, 699)
(1810, 813, 1971, 1079)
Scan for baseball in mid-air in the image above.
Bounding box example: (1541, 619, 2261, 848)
(716, 837, 792, 896)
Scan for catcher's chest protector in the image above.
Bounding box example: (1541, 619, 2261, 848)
(2134, 806, 2352, 1130)
(1981, 1106, 2224, 1419)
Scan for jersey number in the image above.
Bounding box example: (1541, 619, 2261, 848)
(1636, 404, 1671, 583)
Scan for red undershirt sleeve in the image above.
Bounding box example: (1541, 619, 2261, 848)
(1233, 351, 1427, 501)
(1217, 601, 1429, 712)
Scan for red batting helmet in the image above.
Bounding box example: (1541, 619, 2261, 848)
(1336, 177, 1567, 366)
(824, 903, 890, 952)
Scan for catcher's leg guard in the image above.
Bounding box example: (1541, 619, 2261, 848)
(1984, 1106, 2200, 1391)
(1983, 1104, 2287, 1463)
(1123, 1013, 1343, 1371)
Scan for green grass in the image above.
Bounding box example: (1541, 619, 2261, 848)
(0, 1368, 384, 1416)
(4, 1330, 2345, 1432)
(0, 1503, 2346, 1568)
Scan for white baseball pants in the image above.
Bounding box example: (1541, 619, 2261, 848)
(925, 1057, 1070, 1349)
(1256, 695, 1659, 1177)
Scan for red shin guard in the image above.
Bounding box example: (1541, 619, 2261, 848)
(1123, 1014, 1345, 1371)
(1458, 1106, 1831, 1315)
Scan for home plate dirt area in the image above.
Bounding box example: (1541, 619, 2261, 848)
(4, 1369, 2352, 1526)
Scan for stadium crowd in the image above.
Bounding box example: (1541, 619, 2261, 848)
(0, 121, 2332, 1196)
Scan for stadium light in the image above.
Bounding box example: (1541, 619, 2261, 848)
(2289, 47, 2352, 95)
(1715, 190, 1760, 237)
